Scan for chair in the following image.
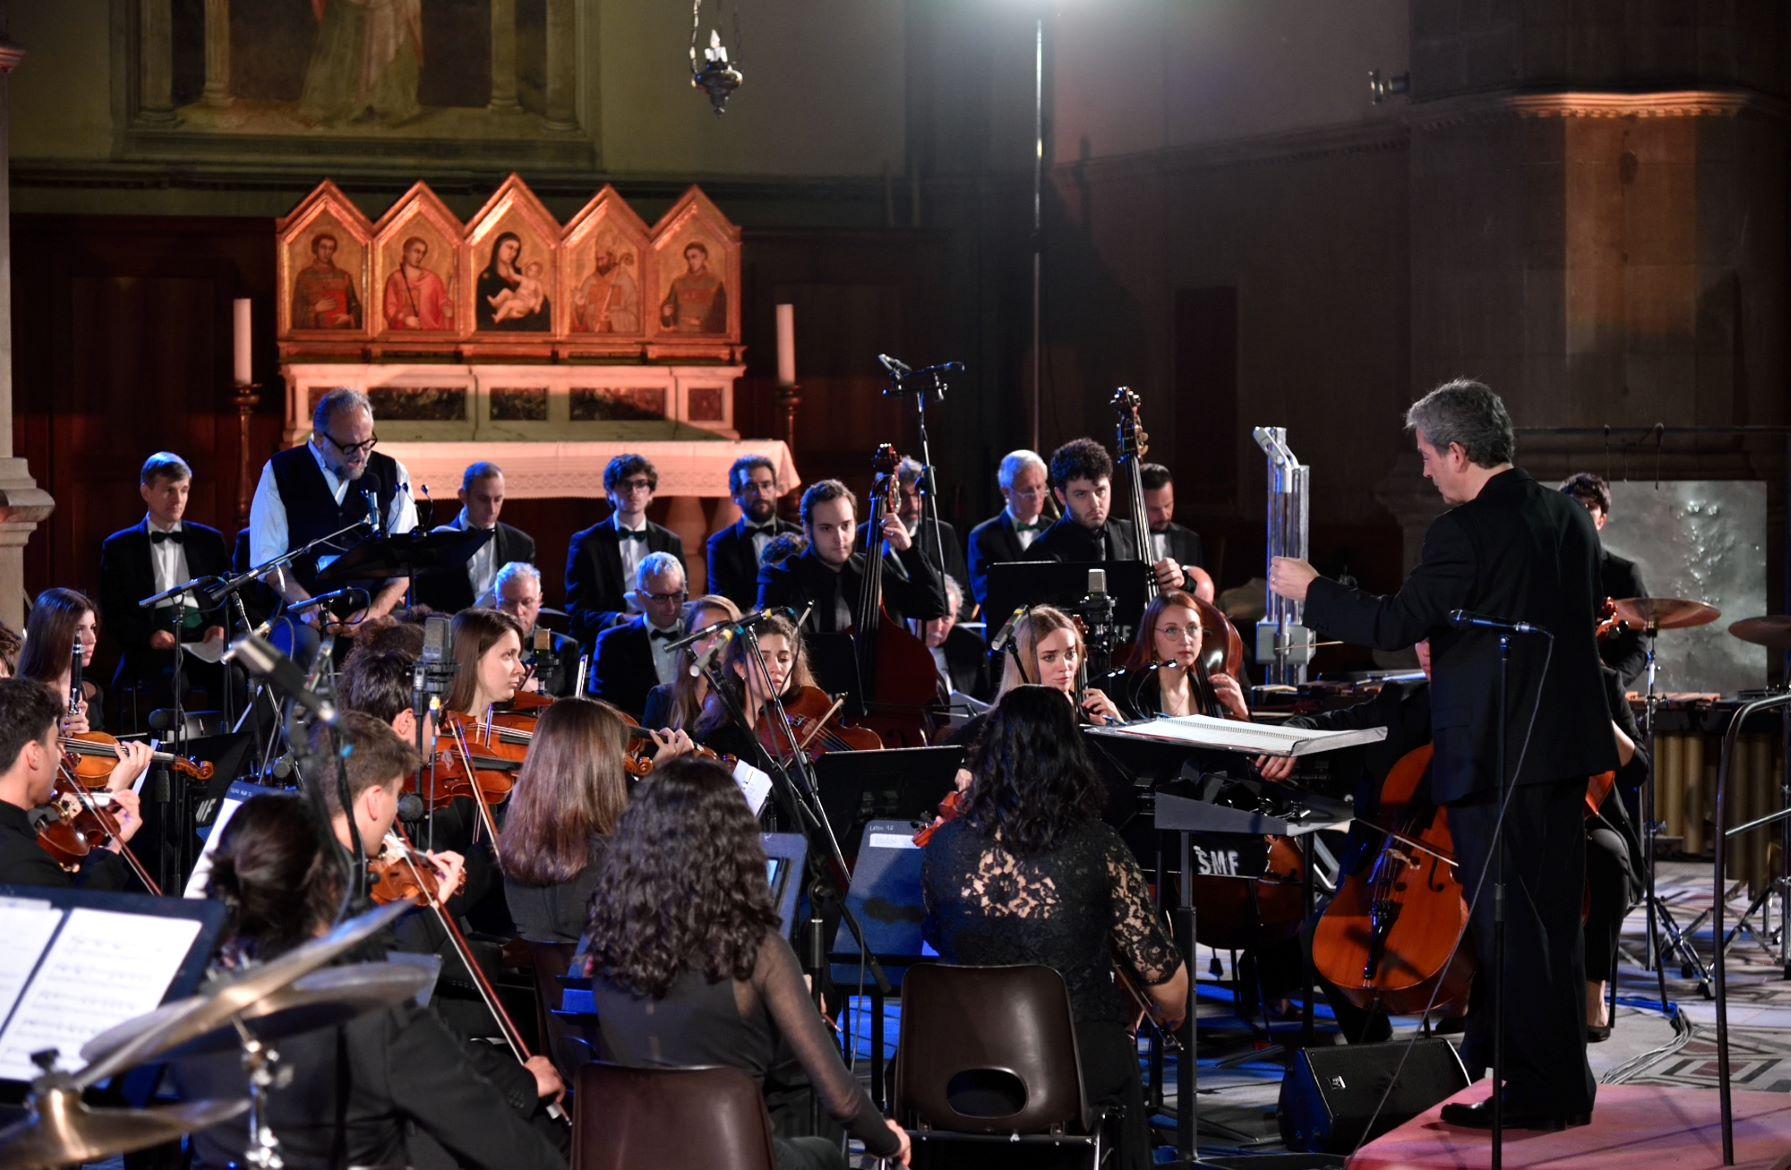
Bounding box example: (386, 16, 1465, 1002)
(524, 940, 599, 1082)
(572, 1061, 776, 1170)
(893, 963, 1111, 1167)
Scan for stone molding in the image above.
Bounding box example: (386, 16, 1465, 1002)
(1408, 88, 1791, 130)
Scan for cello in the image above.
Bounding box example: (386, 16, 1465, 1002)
(851, 442, 942, 746)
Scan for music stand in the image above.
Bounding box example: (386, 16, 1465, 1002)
(316, 528, 491, 593)
(985, 559, 1151, 635)
(813, 745, 964, 866)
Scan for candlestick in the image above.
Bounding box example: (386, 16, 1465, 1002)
(232, 298, 252, 386)
(774, 303, 795, 387)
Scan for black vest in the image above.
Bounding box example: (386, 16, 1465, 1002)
(269, 445, 401, 594)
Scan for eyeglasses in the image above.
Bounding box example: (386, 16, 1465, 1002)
(324, 431, 378, 457)
(641, 590, 689, 604)
(616, 477, 654, 492)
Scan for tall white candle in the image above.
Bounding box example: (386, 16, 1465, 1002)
(232, 298, 253, 385)
(775, 303, 796, 386)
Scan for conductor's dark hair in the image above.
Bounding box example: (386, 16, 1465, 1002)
(603, 453, 658, 495)
(1405, 379, 1515, 468)
(206, 794, 344, 962)
(1139, 462, 1173, 492)
(0, 677, 63, 773)
(1560, 472, 1613, 516)
(1049, 438, 1114, 489)
(957, 684, 1106, 857)
(583, 757, 781, 999)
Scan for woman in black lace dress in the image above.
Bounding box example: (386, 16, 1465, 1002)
(921, 685, 1188, 1170)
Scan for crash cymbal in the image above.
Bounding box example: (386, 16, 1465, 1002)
(1729, 616, 1791, 652)
(0, 1084, 245, 1169)
(83, 961, 431, 1065)
(1610, 597, 1722, 631)
(75, 900, 410, 1088)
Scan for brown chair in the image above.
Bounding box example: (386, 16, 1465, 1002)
(893, 963, 1112, 1167)
(572, 1061, 777, 1170)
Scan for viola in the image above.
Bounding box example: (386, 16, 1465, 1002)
(1310, 743, 1473, 1017)
(60, 732, 215, 789)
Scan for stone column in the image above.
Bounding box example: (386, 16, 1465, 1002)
(0, 30, 55, 627)
(543, 0, 577, 130)
(201, 0, 229, 106)
(488, 0, 521, 114)
(138, 0, 177, 122)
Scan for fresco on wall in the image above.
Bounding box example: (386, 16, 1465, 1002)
(276, 181, 373, 339)
(562, 186, 650, 343)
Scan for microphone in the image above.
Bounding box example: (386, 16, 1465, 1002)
(731, 605, 808, 631)
(396, 792, 425, 822)
(877, 353, 912, 377)
(253, 587, 369, 637)
(360, 470, 384, 540)
(223, 633, 340, 727)
(1098, 660, 1182, 679)
(1448, 610, 1547, 636)
(989, 607, 1026, 654)
(413, 613, 456, 698)
(690, 625, 736, 678)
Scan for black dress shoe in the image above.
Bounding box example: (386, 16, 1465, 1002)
(1439, 1098, 1591, 1131)
(1587, 1023, 1613, 1043)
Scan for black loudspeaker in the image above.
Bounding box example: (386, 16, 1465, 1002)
(1277, 1038, 1469, 1153)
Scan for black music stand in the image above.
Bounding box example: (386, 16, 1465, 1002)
(813, 745, 964, 866)
(985, 558, 1151, 636)
(316, 528, 491, 598)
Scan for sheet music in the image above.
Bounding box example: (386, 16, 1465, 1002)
(1093, 714, 1385, 758)
(0, 907, 201, 1080)
(0, 899, 63, 1037)
(732, 759, 774, 818)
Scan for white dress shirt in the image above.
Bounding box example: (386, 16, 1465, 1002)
(647, 618, 682, 684)
(1007, 506, 1042, 551)
(249, 440, 419, 572)
(450, 508, 500, 600)
(146, 517, 195, 624)
(614, 513, 649, 590)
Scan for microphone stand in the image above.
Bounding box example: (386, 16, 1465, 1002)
(1492, 632, 1509, 1169)
(882, 357, 961, 594)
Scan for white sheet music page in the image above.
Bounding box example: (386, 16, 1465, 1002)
(0, 898, 64, 1037)
(1093, 714, 1386, 758)
(0, 907, 201, 1080)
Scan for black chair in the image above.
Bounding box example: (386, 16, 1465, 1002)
(573, 1061, 777, 1170)
(524, 940, 599, 1083)
(894, 963, 1112, 1167)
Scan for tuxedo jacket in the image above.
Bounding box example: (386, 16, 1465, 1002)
(1305, 468, 1617, 804)
(857, 518, 971, 604)
(706, 516, 799, 611)
(1029, 516, 1148, 564)
(1152, 522, 1206, 571)
(756, 546, 946, 635)
(98, 519, 231, 687)
(1598, 549, 1648, 687)
(966, 512, 1048, 610)
(412, 520, 536, 615)
(589, 616, 668, 720)
(938, 625, 991, 700)
(565, 519, 685, 647)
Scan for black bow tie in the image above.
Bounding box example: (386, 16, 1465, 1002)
(150, 529, 185, 545)
(746, 524, 776, 536)
(618, 529, 648, 542)
(650, 628, 678, 641)
(1014, 520, 1045, 533)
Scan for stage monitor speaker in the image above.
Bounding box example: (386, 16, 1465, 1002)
(1277, 1037, 1468, 1153)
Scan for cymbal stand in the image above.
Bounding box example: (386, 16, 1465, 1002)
(1638, 624, 1712, 1001)
(234, 1020, 291, 1170)
(1712, 704, 1791, 977)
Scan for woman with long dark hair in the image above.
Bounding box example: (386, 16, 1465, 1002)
(178, 793, 567, 1170)
(445, 607, 527, 719)
(689, 611, 817, 762)
(585, 757, 907, 1169)
(921, 685, 1188, 1170)
(1120, 589, 1249, 720)
(500, 697, 687, 942)
(18, 587, 152, 787)
(643, 593, 741, 730)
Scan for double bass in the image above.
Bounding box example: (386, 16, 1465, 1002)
(850, 443, 940, 747)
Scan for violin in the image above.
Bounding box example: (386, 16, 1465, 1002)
(60, 732, 215, 789)
(42, 765, 162, 895)
(911, 788, 966, 847)
(850, 442, 941, 747)
(1310, 743, 1473, 1017)
(369, 834, 469, 907)
(753, 684, 882, 765)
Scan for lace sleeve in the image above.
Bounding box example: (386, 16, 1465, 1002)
(1105, 833, 1179, 987)
(753, 933, 901, 1158)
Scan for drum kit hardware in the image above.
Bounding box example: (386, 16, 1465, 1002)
(0, 901, 421, 1170)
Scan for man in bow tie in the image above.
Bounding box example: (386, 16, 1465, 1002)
(590, 552, 689, 719)
(98, 452, 231, 731)
(706, 454, 797, 610)
(566, 453, 685, 648)
(857, 455, 972, 608)
(966, 449, 1053, 612)
(415, 462, 537, 615)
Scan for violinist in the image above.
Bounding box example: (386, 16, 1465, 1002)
(1030, 439, 1184, 595)
(175, 792, 568, 1170)
(755, 479, 945, 635)
(0, 677, 144, 888)
(500, 698, 691, 944)
(642, 593, 742, 730)
(446, 607, 528, 720)
(921, 686, 1185, 1170)
(1120, 590, 1248, 721)
(690, 610, 816, 766)
(16, 588, 154, 790)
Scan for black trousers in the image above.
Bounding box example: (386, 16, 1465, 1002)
(1584, 823, 1634, 984)
(1446, 777, 1595, 1116)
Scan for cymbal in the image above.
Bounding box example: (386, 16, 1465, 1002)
(1610, 597, 1722, 631)
(84, 961, 431, 1064)
(0, 1085, 246, 1169)
(75, 900, 410, 1088)
(1729, 616, 1791, 652)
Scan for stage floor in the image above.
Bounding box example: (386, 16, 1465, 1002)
(1347, 1081, 1791, 1170)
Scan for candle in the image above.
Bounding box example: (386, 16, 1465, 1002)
(232, 298, 253, 386)
(775, 303, 796, 386)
